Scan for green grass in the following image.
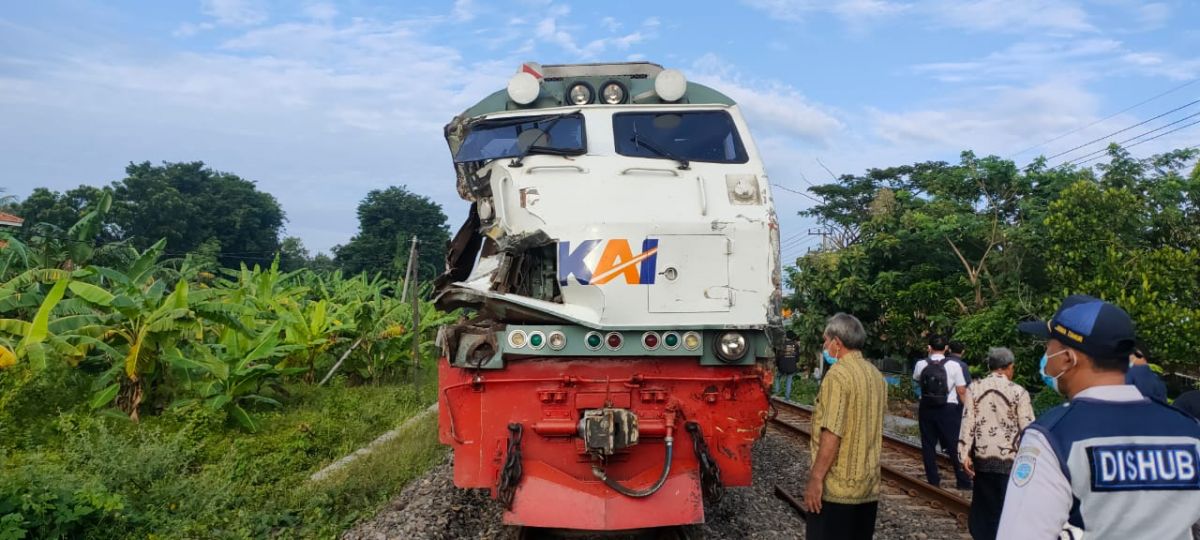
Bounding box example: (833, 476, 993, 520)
(0, 378, 444, 539)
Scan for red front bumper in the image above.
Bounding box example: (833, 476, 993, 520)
(438, 357, 769, 530)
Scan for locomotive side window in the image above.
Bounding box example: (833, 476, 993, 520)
(612, 111, 749, 164)
(454, 113, 586, 163)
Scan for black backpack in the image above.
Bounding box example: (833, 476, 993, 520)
(919, 358, 950, 406)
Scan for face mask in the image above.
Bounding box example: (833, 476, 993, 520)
(823, 349, 838, 365)
(1039, 349, 1072, 392)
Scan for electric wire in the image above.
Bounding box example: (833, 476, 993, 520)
(1046, 98, 1200, 162)
(1008, 78, 1200, 159)
(1063, 111, 1200, 166)
(1072, 120, 1200, 166)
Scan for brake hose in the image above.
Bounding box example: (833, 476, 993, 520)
(591, 409, 677, 498)
(592, 436, 673, 498)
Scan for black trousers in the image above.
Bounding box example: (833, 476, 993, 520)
(918, 403, 971, 487)
(969, 471, 1009, 540)
(806, 500, 878, 540)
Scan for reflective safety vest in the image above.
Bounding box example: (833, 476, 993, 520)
(1028, 398, 1200, 540)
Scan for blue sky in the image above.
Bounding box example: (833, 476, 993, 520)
(2, 0, 1199, 261)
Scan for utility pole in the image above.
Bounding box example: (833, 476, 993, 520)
(402, 236, 421, 387)
(807, 225, 831, 252)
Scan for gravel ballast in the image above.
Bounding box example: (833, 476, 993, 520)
(345, 430, 969, 539)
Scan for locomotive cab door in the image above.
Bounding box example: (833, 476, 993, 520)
(647, 234, 731, 313)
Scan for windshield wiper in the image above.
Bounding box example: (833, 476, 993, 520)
(630, 132, 690, 170)
(510, 111, 580, 167)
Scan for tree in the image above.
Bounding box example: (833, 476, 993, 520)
(278, 236, 310, 272)
(333, 186, 450, 280)
(786, 145, 1200, 377)
(13, 163, 286, 269)
(111, 162, 285, 268)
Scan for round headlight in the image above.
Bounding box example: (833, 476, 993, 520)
(507, 72, 541, 105)
(715, 332, 748, 362)
(600, 81, 626, 104)
(682, 331, 702, 351)
(508, 329, 528, 349)
(654, 69, 687, 102)
(568, 82, 593, 105)
(548, 331, 567, 351)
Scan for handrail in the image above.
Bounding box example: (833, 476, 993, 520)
(620, 167, 680, 177)
(696, 176, 708, 216)
(527, 165, 587, 174)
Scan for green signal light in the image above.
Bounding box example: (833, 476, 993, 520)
(530, 333, 543, 347)
(587, 334, 602, 348)
(664, 334, 679, 347)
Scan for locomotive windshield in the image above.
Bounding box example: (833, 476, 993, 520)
(454, 112, 585, 163)
(613, 110, 749, 164)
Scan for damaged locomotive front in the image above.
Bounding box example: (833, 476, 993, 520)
(434, 61, 783, 531)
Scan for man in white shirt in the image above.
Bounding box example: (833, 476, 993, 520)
(997, 295, 1200, 540)
(913, 334, 971, 489)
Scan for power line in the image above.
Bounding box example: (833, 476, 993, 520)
(771, 182, 823, 204)
(1046, 98, 1200, 161)
(1073, 121, 1200, 166)
(1008, 78, 1200, 158)
(1063, 111, 1200, 166)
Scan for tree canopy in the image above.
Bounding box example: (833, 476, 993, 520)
(14, 162, 285, 269)
(786, 145, 1200, 382)
(333, 186, 450, 281)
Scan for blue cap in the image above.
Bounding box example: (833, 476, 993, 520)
(1017, 294, 1136, 359)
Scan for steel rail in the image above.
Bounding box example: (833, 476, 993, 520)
(771, 397, 949, 467)
(768, 398, 970, 524)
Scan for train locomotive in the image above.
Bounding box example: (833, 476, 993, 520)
(434, 61, 784, 531)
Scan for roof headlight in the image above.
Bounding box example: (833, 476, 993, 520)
(568, 82, 593, 105)
(600, 81, 626, 104)
(654, 68, 687, 102)
(715, 332, 748, 363)
(507, 72, 541, 105)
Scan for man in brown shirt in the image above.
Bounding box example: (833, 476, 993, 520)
(804, 313, 887, 540)
(958, 347, 1034, 540)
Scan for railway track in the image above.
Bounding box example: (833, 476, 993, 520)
(769, 397, 972, 526)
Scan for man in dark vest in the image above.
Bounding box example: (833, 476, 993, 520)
(997, 295, 1200, 539)
(774, 330, 799, 397)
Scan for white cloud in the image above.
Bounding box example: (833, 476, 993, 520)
(1136, 3, 1170, 30)
(303, 3, 338, 22)
(926, 0, 1093, 34)
(690, 54, 844, 145)
(452, 0, 476, 22)
(742, 0, 908, 23)
(202, 0, 267, 26)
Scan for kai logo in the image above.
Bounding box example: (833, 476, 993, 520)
(558, 238, 659, 286)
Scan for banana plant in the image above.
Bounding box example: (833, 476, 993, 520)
(166, 322, 303, 431)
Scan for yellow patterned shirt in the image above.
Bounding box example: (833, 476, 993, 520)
(810, 350, 887, 504)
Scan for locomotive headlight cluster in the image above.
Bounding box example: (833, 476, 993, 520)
(715, 332, 748, 362)
(600, 81, 626, 104)
(568, 82, 593, 105)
